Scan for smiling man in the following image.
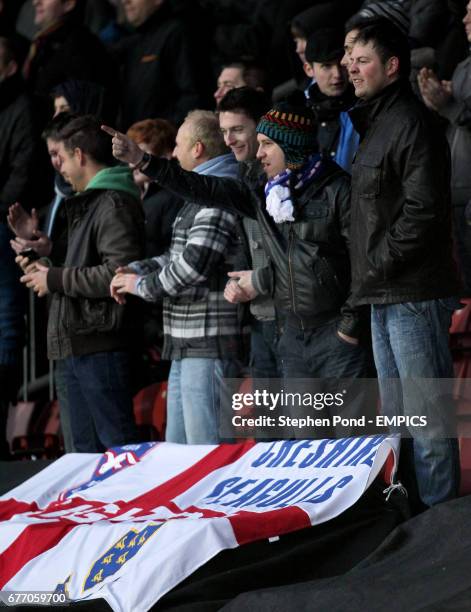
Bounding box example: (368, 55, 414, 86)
(218, 87, 280, 379)
(348, 19, 460, 507)
(105, 100, 373, 382)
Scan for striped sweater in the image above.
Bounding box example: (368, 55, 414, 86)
(130, 154, 248, 360)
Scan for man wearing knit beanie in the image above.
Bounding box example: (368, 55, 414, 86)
(255, 100, 318, 172)
(105, 101, 374, 429)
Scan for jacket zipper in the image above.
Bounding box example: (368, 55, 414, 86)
(288, 226, 303, 330)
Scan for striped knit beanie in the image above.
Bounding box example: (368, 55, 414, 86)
(256, 102, 317, 170)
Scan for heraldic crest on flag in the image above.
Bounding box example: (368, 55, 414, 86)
(83, 523, 164, 592)
(0, 435, 399, 612)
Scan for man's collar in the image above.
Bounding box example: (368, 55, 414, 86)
(349, 78, 409, 136)
(307, 83, 357, 118)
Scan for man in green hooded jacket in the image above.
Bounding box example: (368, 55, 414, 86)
(21, 114, 144, 452)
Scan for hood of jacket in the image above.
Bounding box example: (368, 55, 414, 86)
(194, 153, 239, 179)
(85, 166, 140, 201)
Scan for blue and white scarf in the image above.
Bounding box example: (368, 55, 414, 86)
(264, 154, 323, 223)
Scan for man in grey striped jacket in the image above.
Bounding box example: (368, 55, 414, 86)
(110, 110, 248, 444)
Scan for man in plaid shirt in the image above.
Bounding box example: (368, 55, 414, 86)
(111, 111, 247, 444)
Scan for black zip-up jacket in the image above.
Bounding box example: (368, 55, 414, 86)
(142, 157, 361, 338)
(46, 187, 145, 360)
(307, 84, 356, 160)
(118, 6, 200, 129)
(349, 79, 459, 305)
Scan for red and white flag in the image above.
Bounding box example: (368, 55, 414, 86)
(0, 436, 399, 611)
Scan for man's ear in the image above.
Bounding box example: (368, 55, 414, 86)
(74, 147, 85, 166)
(386, 56, 400, 79)
(303, 62, 314, 78)
(193, 141, 204, 160)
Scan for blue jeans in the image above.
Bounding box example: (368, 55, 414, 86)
(166, 358, 241, 444)
(63, 351, 140, 453)
(371, 299, 461, 506)
(250, 318, 281, 379)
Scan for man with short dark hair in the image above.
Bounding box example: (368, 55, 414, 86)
(348, 19, 461, 506)
(218, 87, 280, 378)
(20, 114, 144, 452)
(214, 62, 267, 109)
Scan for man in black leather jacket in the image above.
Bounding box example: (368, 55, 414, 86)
(104, 102, 372, 383)
(348, 19, 460, 507)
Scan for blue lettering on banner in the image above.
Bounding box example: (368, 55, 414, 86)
(314, 438, 361, 468)
(297, 476, 353, 504)
(342, 436, 384, 467)
(203, 475, 355, 509)
(250, 436, 385, 470)
(256, 479, 314, 508)
(203, 436, 388, 510)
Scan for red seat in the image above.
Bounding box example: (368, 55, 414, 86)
(133, 381, 167, 441)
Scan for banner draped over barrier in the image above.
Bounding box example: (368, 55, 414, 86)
(0, 436, 399, 612)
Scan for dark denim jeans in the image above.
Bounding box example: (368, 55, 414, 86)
(371, 298, 461, 506)
(63, 351, 140, 453)
(277, 319, 375, 439)
(250, 318, 281, 379)
(55, 359, 74, 453)
(278, 319, 373, 379)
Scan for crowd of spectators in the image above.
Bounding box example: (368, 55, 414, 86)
(1, 0, 471, 511)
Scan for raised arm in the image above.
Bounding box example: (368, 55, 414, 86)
(101, 125, 256, 218)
